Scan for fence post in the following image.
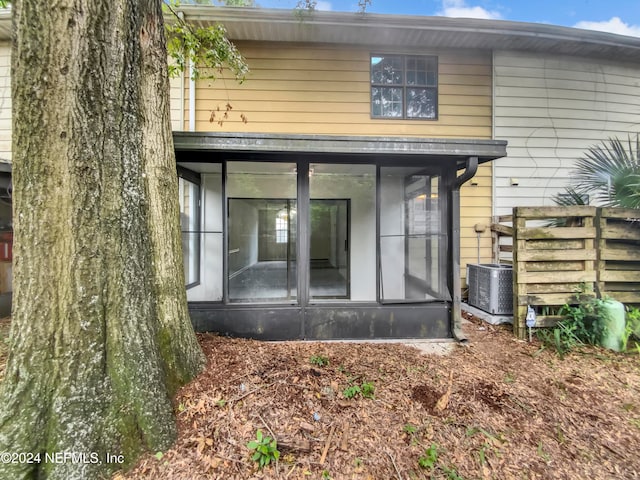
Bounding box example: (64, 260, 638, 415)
(595, 208, 604, 298)
(512, 208, 527, 339)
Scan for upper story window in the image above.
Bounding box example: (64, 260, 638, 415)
(370, 54, 438, 120)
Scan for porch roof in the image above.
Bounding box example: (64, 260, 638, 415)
(173, 132, 507, 169)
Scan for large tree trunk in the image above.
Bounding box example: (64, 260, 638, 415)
(0, 0, 205, 478)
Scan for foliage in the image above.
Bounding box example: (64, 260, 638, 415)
(403, 423, 417, 434)
(418, 443, 439, 470)
(623, 306, 640, 351)
(164, 0, 249, 81)
(310, 354, 329, 367)
(537, 295, 608, 358)
(246, 429, 280, 469)
(558, 297, 607, 345)
(556, 135, 640, 209)
(342, 380, 375, 399)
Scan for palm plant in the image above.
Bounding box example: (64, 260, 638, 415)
(569, 135, 640, 209)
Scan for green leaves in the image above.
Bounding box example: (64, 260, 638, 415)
(571, 135, 640, 209)
(164, 0, 249, 81)
(342, 380, 374, 399)
(246, 429, 280, 470)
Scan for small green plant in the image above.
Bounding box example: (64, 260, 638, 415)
(361, 381, 375, 399)
(623, 306, 640, 351)
(343, 384, 361, 399)
(538, 295, 610, 358)
(537, 441, 551, 463)
(418, 443, 439, 470)
(321, 469, 333, 479)
(247, 429, 280, 470)
(310, 354, 329, 367)
(403, 424, 417, 434)
(342, 381, 375, 399)
(477, 443, 488, 467)
(442, 465, 464, 480)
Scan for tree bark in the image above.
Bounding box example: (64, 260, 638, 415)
(0, 0, 205, 478)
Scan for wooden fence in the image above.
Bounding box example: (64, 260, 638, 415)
(491, 206, 640, 339)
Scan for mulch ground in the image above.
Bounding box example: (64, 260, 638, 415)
(118, 316, 640, 480)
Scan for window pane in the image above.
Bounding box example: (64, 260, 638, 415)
(179, 176, 200, 287)
(406, 88, 437, 119)
(371, 55, 403, 85)
(179, 163, 223, 301)
(379, 167, 448, 302)
(372, 87, 403, 118)
(227, 162, 297, 302)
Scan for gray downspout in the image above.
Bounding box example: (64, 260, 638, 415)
(450, 156, 478, 342)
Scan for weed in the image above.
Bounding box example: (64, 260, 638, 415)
(310, 354, 329, 367)
(477, 443, 488, 466)
(321, 469, 332, 479)
(538, 295, 611, 358)
(504, 372, 515, 384)
(537, 441, 550, 463)
(403, 424, 417, 435)
(418, 443, 439, 470)
(247, 429, 280, 470)
(623, 306, 640, 351)
(343, 381, 375, 399)
(343, 384, 361, 399)
(442, 465, 464, 479)
(361, 381, 375, 399)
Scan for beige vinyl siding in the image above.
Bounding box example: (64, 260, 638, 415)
(460, 163, 492, 281)
(494, 50, 640, 216)
(187, 42, 492, 138)
(179, 41, 495, 280)
(0, 41, 10, 162)
(169, 60, 184, 131)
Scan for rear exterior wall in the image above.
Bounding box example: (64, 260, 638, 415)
(493, 50, 640, 216)
(177, 41, 495, 279)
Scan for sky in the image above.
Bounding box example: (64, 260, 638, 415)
(255, 0, 640, 37)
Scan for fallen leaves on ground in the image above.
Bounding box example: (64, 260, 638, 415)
(120, 316, 640, 480)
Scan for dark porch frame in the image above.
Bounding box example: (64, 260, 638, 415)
(174, 132, 506, 340)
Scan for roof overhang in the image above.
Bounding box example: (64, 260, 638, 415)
(1, 7, 639, 61)
(174, 7, 640, 62)
(173, 132, 507, 169)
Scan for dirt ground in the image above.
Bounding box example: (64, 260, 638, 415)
(116, 316, 640, 480)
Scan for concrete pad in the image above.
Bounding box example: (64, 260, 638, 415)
(463, 302, 513, 325)
(402, 339, 456, 356)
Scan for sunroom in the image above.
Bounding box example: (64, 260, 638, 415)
(175, 132, 506, 340)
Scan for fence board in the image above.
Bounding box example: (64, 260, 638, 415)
(520, 227, 596, 240)
(602, 249, 640, 261)
(600, 271, 640, 282)
(518, 249, 596, 261)
(602, 225, 640, 241)
(518, 293, 588, 306)
(491, 206, 638, 340)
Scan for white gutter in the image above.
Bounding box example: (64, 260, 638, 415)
(491, 49, 497, 219)
(189, 61, 196, 132)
